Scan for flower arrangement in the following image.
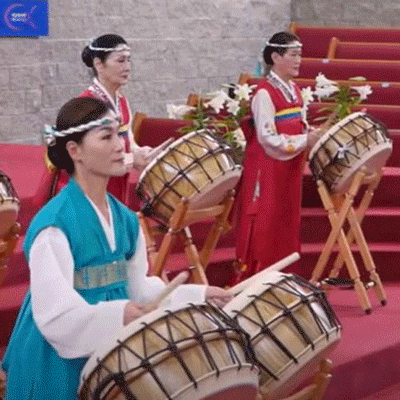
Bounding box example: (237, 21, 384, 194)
(167, 83, 256, 162)
(302, 72, 373, 123)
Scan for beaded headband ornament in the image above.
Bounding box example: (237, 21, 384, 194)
(43, 115, 117, 146)
(265, 40, 303, 48)
(88, 42, 130, 52)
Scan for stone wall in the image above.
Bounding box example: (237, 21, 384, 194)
(0, 0, 292, 144)
(291, 0, 400, 27)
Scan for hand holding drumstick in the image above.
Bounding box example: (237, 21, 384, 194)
(123, 271, 190, 325)
(307, 109, 340, 150)
(128, 137, 175, 170)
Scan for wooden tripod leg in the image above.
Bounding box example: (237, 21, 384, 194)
(347, 206, 386, 305)
(276, 359, 333, 400)
(310, 179, 371, 312)
(331, 169, 383, 277)
(137, 211, 159, 267)
(153, 199, 189, 281)
(0, 222, 20, 287)
(199, 190, 235, 269)
(310, 359, 333, 400)
(310, 171, 365, 284)
(180, 227, 208, 284)
(328, 210, 372, 312)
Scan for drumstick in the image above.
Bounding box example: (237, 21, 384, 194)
(148, 137, 175, 158)
(228, 252, 300, 296)
(124, 138, 175, 166)
(143, 271, 190, 312)
(315, 109, 340, 136)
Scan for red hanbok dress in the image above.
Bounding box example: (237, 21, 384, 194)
(233, 71, 308, 281)
(52, 79, 133, 204)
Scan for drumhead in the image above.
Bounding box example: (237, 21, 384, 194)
(308, 111, 365, 162)
(138, 130, 208, 183)
(332, 141, 392, 192)
(308, 111, 392, 192)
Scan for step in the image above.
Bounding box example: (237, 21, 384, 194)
(387, 130, 400, 167)
(300, 242, 400, 282)
(300, 207, 400, 243)
(302, 167, 400, 208)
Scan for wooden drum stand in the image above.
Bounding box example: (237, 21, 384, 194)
(276, 359, 332, 400)
(0, 222, 20, 288)
(309, 167, 386, 314)
(139, 190, 235, 284)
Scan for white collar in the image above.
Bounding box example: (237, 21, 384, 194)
(92, 78, 121, 114)
(85, 194, 116, 252)
(268, 70, 298, 103)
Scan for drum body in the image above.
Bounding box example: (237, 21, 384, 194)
(79, 304, 259, 400)
(223, 271, 341, 400)
(0, 171, 20, 237)
(137, 130, 242, 221)
(309, 112, 392, 192)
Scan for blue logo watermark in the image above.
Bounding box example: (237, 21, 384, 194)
(0, 1, 48, 37)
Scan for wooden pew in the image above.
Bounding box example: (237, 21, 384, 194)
(239, 74, 400, 106)
(307, 102, 400, 130)
(132, 112, 192, 147)
(327, 37, 400, 61)
(290, 22, 400, 58)
(299, 58, 400, 83)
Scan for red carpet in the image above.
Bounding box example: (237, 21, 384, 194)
(324, 284, 400, 399)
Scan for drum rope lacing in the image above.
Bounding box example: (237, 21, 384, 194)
(227, 275, 341, 381)
(0, 171, 19, 206)
(82, 304, 256, 400)
(136, 131, 238, 222)
(309, 113, 390, 189)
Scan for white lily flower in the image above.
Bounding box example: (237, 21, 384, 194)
(352, 85, 372, 101)
(232, 127, 246, 149)
(167, 104, 194, 119)
(315, 72, 337, 88)
(204, 90, 229, 113)
(233, 83, 256, 101)
(300, 86, 314, 108)
(226, 99, 241, 116)
(314, 85, 339, 100)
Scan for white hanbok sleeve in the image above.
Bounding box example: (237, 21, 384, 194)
(127, 229, 207, 307)
(252, 89, 308, 161)
(29, 227, 129, 359)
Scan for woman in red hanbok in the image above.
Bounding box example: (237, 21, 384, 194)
(233, 32, 319, 282)
(50, 34, 162, 204)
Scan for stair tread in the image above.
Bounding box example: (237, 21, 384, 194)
(301, 206, 400, 216)
(302, 242, 400, 252)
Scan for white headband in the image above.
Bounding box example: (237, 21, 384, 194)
(43, 116, 117, 146)
(88, 42, 130, 52)
(265, 40, 303, 48)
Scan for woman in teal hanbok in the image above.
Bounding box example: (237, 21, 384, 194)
(2, 97, 232, 400)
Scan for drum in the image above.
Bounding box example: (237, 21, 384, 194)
(309, 112, 392, 192)
(136, 129, 242, 221)
(79, 304, 259, 400)
(0, 171, 20, 237)
(223, 271, 341, 400)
